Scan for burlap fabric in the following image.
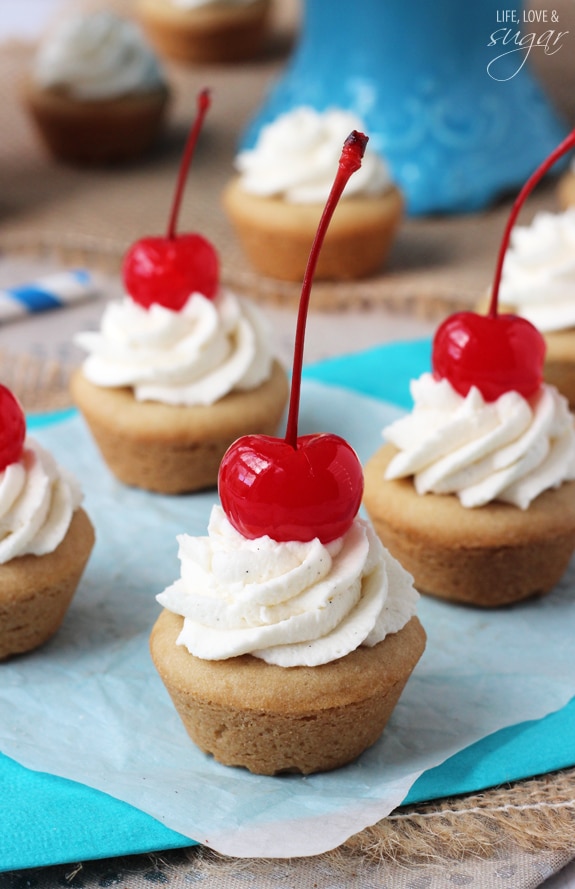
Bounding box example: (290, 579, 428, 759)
(2, 1, 575, 885)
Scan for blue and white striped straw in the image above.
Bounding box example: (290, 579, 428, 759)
(0, 269, 100, 322)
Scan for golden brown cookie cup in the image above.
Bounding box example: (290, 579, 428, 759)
(138, 0, 270, 64)
(70, 361, 289, 494)
(222, 177, 404, 281)
(150, 608, 426, 775)
(0, 508, 95, 660)
(363, 443, 575, 608)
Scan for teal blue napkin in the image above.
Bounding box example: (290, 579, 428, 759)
(304, 337, 433, 409)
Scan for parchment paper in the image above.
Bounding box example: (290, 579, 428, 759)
(1, 381, 574, 860)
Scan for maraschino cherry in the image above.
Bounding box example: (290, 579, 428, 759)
(0, 384, 26, 473)
(432, 128, 575, 403)
(122, 89, 219, 311)
(219, 131, 368, 544)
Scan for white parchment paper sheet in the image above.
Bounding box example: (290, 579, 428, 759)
(1, 382, 574, 858)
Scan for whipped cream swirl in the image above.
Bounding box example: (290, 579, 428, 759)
(384, 373, 575, 509)
(235, 107, 393, 203)
(157, 506, 419, 667)
(0, 440, 83, 564)
(34, 11, 165, 100)
(75, 290, 274, 406)
(499, 209, 575, 333)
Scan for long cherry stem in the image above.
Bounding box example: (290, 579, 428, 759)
(284, 131, 368, 449)
(489, 126, 575, 318)
(166, 89, 211, 241)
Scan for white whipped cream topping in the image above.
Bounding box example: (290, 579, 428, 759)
(34, 11, 165, 100)
(75, 289, 274, 406)
(499, 209, 575, 333)
(167, 0, 258, 7)
(157, 505, 419, 667)
(0, 440, 83, 564)
(235, 107, 393, 203)
(384, 373, 575, 509)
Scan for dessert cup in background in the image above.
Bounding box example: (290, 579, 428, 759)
(21, 10, 170, 165)
(71, 91, 288, 494)
(0, 385, 95, 660)
(223, 107, 403, 281)
(150, 129, 425, 775)
(364, 132, 575, 608)
(137, 0, 271, 64)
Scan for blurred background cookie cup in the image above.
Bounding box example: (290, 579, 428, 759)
(137, 0, 272, 64)
(222, 106, 404, 282)
(21, 9, 171, 165)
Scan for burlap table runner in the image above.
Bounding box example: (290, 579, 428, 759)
(1, 1, 575, 884)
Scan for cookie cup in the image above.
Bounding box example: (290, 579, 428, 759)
(222, 177, 404, 281)
(150, 608, 426, 775)
(363, 443, 575, 608)
(138, 0, 270, 63)
(70, 360, 288, 494)
(21, 77, 170, 165)
(0, 508, 95, 660)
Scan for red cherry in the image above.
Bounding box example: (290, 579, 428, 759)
(122, 89, 219, 310)
(219, 434, 364, 543)
(218, 130, 369, 543)
(122, 233, 218, 311)
(0, 385, 26, 473)
(432, 311, 545, 401)
(432, 127, 575, 403)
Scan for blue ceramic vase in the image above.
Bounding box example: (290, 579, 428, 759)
(243, 0, 568, 214)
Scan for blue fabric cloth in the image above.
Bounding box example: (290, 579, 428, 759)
(303, 337, 433, 409)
